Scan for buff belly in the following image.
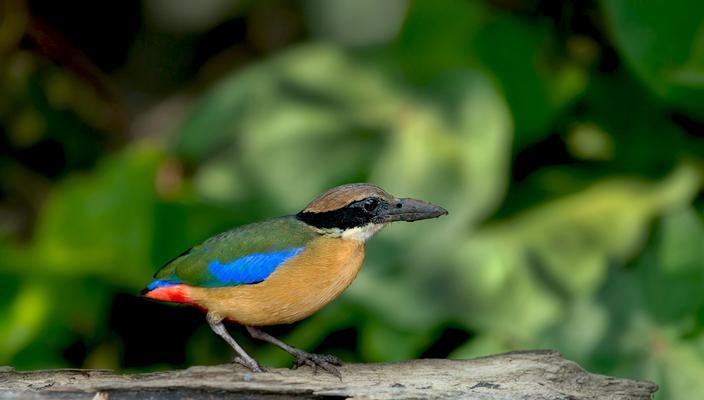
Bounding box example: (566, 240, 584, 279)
(188, 237, 365, 326)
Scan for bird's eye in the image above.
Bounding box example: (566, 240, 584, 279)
(363, 198, 379, 212)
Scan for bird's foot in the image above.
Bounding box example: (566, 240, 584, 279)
(291, 351, 342, 379)
(233, 356, 266, 373)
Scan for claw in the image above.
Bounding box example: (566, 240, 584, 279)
(291, 352, 342, 379)
(233, 356, 266, 373)
(243, 326, 342, 379)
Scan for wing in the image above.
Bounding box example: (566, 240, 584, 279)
(146, 216, 319, 289)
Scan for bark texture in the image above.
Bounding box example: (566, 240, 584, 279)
(0, 350, 657, 399)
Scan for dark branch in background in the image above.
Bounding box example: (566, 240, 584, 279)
(24, 16, 127, 133)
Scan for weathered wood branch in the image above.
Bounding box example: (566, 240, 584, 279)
(0, 350, 656, 399)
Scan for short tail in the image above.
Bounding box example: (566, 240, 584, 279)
(141, 283, 192, 304)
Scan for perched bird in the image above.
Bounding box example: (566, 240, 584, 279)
(142, 183, 447, 376)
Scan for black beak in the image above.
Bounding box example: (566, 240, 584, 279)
(377, 198, 448, 223)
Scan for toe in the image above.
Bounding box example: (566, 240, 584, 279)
(320, 362, 342, 380)
(319, 354, 342, 366)
(234, 357, 265, 373)
(291, 353, 342, 379)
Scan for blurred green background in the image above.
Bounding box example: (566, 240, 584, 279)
(1, 0, 703, 398)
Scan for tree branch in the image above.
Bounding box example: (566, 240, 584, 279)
(0, 350, 657, 399)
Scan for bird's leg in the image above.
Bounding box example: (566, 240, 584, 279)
(206, 313, 264, 373)
(245, 326, 342, 378)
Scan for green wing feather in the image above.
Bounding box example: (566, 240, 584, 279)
(153, 216, 320, 287)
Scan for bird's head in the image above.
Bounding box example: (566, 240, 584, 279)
(296, 183, 448, 241)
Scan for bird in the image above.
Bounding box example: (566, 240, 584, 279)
(142, 183, 447, 377)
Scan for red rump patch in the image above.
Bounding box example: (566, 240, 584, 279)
(144, 284, 192, 304)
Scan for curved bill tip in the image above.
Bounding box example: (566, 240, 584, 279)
(378, 198, 448, 223)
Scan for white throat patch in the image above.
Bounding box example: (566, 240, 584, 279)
(340, 223, 385, 242)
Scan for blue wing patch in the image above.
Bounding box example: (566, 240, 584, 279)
(206, 247, 304, 286)
(147, 279, 179, 290)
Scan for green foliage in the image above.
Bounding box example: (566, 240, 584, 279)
(603, 0, 704, 117)
(1, 1, 704, 399)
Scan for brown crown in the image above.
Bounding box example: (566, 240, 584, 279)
(301, 183, 396, 213)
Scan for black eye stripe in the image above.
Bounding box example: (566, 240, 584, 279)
(298, 198, 386, 229)
(297, 208, 369, 230)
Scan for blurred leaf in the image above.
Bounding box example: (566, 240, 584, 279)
(0, 283, 49, 362)
(392, 0, 486, 82)
(29, 145, 161, 285)
(595, 288, 704, 400)
(144, 0, 238, 33)
(487, 164, 698, 294)
(560, 205, 704, 399)
(656, 333, 704, 399)
(304, 0, 408, 46)
(641, 207, 704, 322)
(0, 144, 167, 366)
(451, 164, 700, 342)
(475, 15, 589, 147)
(177, 45, 399, 210)
(373, 70, 512, 228)
(603, 0, 704, 117)
(539, 297, 609, 360)
(581, 73, 702, 176)
(175, 65, 265, 161)
(351, 69, 513, 331)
